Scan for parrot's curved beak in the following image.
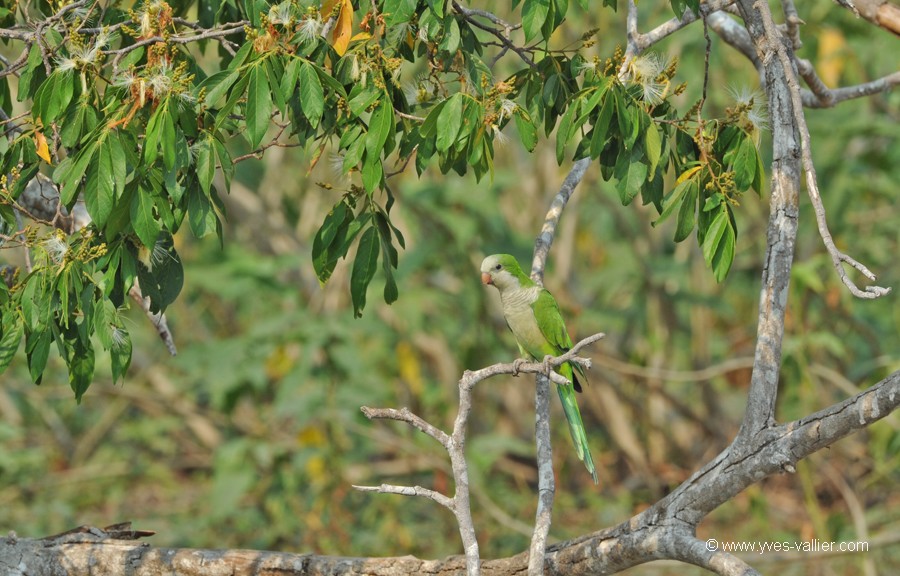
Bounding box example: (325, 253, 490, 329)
(481, 272, 493, 285)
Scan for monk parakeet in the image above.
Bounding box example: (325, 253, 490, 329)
(481, 254, 598, 484)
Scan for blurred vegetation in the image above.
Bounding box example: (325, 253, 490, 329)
(1, 1, 899, 574)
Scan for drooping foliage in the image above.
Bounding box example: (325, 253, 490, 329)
(1, 0, 764, 397)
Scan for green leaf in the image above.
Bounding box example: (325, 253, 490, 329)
(752, 143, 765, 194)
(56, 141, 97, 205)
(214, 73, 251, 131)
(68, 335, 95, 403)
(645, 123, 662, 177)
(420, 100, 446, 139)
(265, 57, 286, 114)
(522, 0, 550, 43)
(188, 186, 216, 238)
(366, 99, 394, 157)
(702, 205, 735, 282)
(342, 132, 366, 172)
(348, 87, 381, 117)
(280, 58, 301, 102)
(709, 210, 736, 282)
(556, 100, 578, 164)
(375, 213, 399, 304)
(202, 68, 241, 106)
(144, 106, 163, 165)
(385, 0, 418, 26)
(33, 71, 75, 125)
(161, 107, 177, 171)
(212, 137, 234, 190)
(0, 313, 23, 373)
(673, 180, 698, 242)
(361, 150, 384, 193)
(84, 145, 115, 227)
(436, 94, 464, 153)
(732, 135, 758, 191)
(156, 241, 185, 309)
(299, 62, 325, 128)
(589, 92, 615, 158)
(108, 132, 127, 198)
(246, 64, 272, 149)
(616, 90, 639, 149)
(196, 138, 215, 194)
(26, 328, 51, 384)
(312, 201, 349, 278)
(110, 326, 132, 385)
(440, 15, 461, 53)
(654, 175, 694, 226)
(18, 43, 47, 102)
(515, 109, 538, 152)
(542, 74, 559, 108)
(350, 226, 380, 317)
(131, 187, 160, 250)
(614, 146, 648, 205)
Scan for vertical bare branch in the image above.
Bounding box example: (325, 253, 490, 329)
(527, 156, 591, 576)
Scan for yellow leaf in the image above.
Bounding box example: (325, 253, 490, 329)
(350, 32, 370, 42)
(396, 341, 423, 395)
(817, 28, 846, 88)
(676, 165, 701, 185)
(332, 0, 353, 56)
(297, 425, 326, 447)
(321, 0, 338, 15)
(35, 131, 52, 164)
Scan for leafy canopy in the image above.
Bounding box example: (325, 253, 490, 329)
(0, 0, 764, 398)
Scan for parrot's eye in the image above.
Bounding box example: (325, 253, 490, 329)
(494, 264, 502, 270)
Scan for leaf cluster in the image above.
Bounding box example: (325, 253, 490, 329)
(1, 0, 763, 395)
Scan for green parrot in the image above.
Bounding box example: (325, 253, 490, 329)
(480, 254, 598, 484)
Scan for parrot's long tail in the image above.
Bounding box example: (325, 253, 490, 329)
(557, 365, 599, 484)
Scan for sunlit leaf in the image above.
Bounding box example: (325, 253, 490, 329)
(0, 313, 23, 373)
(34, 130, 51, 164)
(436, 94, 463, 153)
(332, 0, 354, 56)
(522, 0, 550, 42)
(246, 64, 272, 150)
(299, 62, 325, 128)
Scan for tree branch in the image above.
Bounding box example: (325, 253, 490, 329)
(6, 367, 896, 575)
(525, 156, 591, 576)
(746, 0, 890, 299)
(355, 334, 603, 576)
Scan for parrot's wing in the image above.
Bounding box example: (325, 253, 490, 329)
(532, 289, 572, 351)
(532, 289, 586, 392)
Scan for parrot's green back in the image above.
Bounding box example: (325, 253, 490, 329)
(481, 254, 598, 484)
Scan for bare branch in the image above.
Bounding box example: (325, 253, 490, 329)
(625, 0, 737, 57)
(351, 483, 454, 510)
(840, 0, 900, 35)
(749, 0, 890, 299)
(452, 1, 536, 70)
(129, 283, 178, 357)
(530, 157, 591, 282)
(360, 406, 451, 448)
(801, 68, 900, 108)
(524, 157, 592, 576)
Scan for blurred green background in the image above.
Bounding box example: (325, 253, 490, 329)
(1, 1, 899, 574)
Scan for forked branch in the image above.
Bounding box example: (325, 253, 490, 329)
(354, 333, 605, 576)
